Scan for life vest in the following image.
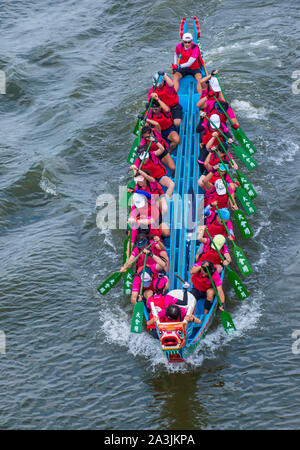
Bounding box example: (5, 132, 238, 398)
(179, 43, 203, 70)
(140, 128, 169, 152)
(191, 271, 213, 291)
(207, 217, 227, 238)
(137, 152, 167, 180)
(209, 191, 229, 209)
(148, 109, 174, 131)
(155, 84, 179, 108)
(199, 245, 225, 265)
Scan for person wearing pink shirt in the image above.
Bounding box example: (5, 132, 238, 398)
(190, 261, 226, 315)
(172, 32, 204, 94)
(148, 72, 183, 130)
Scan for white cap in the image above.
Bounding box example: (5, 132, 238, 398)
(183, 32, 193, 41)
(215, 179, 227, 196)
(138, 151, 149, 161)
(143, 270, 152, 287)
(209, 76, 221, 92)
(210, 113, 221, 130)
(133, 193, 146, 208)
(152, 73, 164, 86)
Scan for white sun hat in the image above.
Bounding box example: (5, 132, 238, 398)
(182, 32, 193, 41)
(214, 178, 227, 196)
(133, 193, 146, 208)
(210, 113, 221, 129)
(209, 76, 221, 92)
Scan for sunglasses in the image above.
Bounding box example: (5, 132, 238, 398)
(183, 40, 192, 44)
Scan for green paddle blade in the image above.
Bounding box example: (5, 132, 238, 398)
(123, 236, 129, 263)
(236, 187, 256, 216)
(119, 188, 133, 210)
(226, 267, 250, 301)
(233, 209, 253, 239)
(98, 271, 123, 295)
(127, 137, 140, 164)
(233, 127, 257, 155)
(133, 119, 141, 136)
(220, 310, 236, 334)
(123, 269, 134, 295)
(236, 170, 257, 200)
(232, 144, 258, 171)
(232, 243, 253, 277)
(131, 301, 144, 333)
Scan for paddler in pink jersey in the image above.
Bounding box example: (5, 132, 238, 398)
(140, 124, 176, 177)
(197, 233, 231, 273)
(120, 233, 168, 305)
(146, 95, 180, 153)
(190, 261, 226, 315)
(172, 32, 204, 94)
(148, 72, 183, 130)
(131, 144, 175, 199)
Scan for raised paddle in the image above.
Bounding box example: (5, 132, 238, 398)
(130, 253, 148, 333)
(97, 243, 152, 295)
(214, 205, 253, 277)
(204, 228, 250, 301)
(205, 266, 236, 334)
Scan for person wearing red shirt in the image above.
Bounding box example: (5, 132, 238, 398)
(173, 32, 204, 94)
(148, 72, 183, 130)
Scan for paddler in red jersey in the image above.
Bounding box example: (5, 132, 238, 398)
(140, 124, 175, 177)
(172, 32, 204, 94)
(148, 72, 183, 131)
(133, 170, 168, 217)
(203, 141, 238, 174)
(200, 164, 238, 210)
(196, 233, 231, 273)
(146, 94, 180, 153)
(120, 233, 168, 305)
(128, 192, 170, 242)
(190, 261, 226, 315)
(131, 144, 175, 199)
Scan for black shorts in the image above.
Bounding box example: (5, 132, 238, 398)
(157, 149, 169, 160)
(178, 67, 202, 78)
(170, 103, 183, 120)
(191, 287, 207, 301)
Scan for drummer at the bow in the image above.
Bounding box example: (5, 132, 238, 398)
(172, 32, 204, 94)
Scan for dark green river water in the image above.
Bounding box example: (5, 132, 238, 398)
(0, 0, 299, 430)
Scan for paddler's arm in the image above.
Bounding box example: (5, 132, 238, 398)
(144, 118, 161, 133)
(120, 254, 136, 272)
(163, 73, 174, 87)
(150, 93, 170, 113)
(153, 140, 165, 157)
(136, 168, 155, 183)
(190, 264, 202, 275)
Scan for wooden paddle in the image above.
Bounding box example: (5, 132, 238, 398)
(205, 267, 236, 333)
(131, 253, 148, 333)
(204, 228, 250, 301)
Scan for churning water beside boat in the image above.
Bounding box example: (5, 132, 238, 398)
(0, 0, 299, 430)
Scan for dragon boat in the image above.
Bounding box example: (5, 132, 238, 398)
(98, 16, 258, 363)
(142, 18, 225, 363)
